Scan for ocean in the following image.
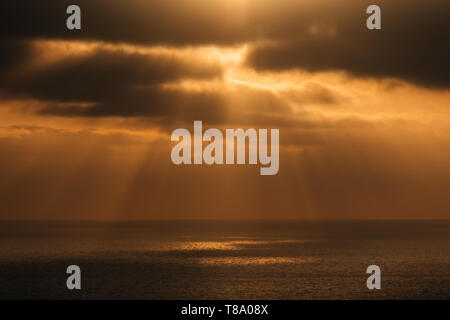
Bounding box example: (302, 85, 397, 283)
(0, 220, 449, 299)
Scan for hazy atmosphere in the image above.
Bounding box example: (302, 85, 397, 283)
(1, 0, 450, 220)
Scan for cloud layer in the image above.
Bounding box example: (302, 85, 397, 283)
(1, 0, 449, 87)
(1, 0, 450, 220)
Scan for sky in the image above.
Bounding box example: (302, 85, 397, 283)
(0, 0, 449, 220)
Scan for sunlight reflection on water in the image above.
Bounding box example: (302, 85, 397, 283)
(139, 239, 317, 265)
(197, 256, 314, 266)
(2, 221, 450, 299)
(146, 239, 316, 252)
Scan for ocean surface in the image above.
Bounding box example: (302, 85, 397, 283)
(0, 220, 450, 299)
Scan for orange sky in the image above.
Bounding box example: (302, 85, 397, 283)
(0, 0, 449, 220)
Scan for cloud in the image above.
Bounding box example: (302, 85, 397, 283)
(1, 45, 223, 96)
(1, 0, 449, 87)
(245, 0, 450, 88)
(282, 82, 348, 106)
(0, 45, 226, 121)
(0, 39, 32, 74)
(0, 0, 254, 45)
(38, 88, 227, 123)
(0, 40, 348, 125)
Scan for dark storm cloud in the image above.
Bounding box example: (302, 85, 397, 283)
(0, 47, 225, 120)
(0, 0, 255, 45)
(247, 34, 450, 89)
(0, 0, 449, 89)
(38, 88, 226, 122)
(0, 39, 32, 73)
(246, 0, 450, 88)
(1, 47, 222, 99)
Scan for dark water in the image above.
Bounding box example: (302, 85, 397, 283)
(1, 220, 450, 299)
